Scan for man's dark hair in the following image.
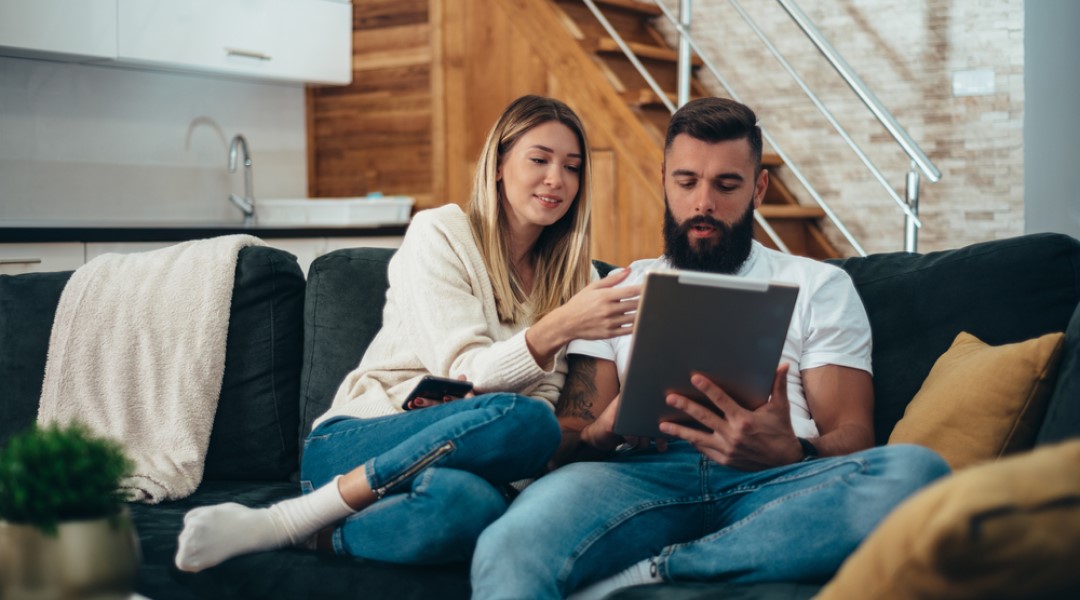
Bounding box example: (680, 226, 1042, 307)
(664, 97, 763, 173)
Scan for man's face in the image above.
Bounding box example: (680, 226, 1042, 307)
(662, 134, 768, 274)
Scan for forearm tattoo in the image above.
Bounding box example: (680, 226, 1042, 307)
(557, 355, 599, 422)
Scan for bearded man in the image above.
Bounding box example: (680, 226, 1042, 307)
(470, 97, 950, 600)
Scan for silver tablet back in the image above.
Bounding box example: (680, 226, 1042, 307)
(614, 270, 799, 438)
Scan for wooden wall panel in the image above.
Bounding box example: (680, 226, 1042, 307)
(309, 0, 667, 264)
(436, 0, 559, 208)
(492, 0, 666, 265)
(431, 0, 666, 265)
(589, 149, 619, 263)
(307, 0, 433, 203)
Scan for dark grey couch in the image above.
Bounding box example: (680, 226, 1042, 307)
(2, 232, 1079, 600)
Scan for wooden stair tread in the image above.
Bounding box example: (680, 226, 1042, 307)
(758, 204, 826, 219)
(596, 37, 703, 66)
(591, 0, 663, 18)
(762, 153, 783, 168)
(628, 88, 705, 108)
(632, 88, 675, 106)
(554, 0, 842, 260)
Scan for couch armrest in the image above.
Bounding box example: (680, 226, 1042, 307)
(1038, 299, 1080, 444)
(0, 246, 305, 483)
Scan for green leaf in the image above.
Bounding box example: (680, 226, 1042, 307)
(0, 423, 133, 533)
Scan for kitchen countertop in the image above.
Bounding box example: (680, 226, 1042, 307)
(0, 220, 408, 243)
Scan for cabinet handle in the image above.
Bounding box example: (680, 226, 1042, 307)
(0, 258, 43, 265)
(225, 47, 272, 61)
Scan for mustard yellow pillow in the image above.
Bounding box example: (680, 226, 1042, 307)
(888, 331, 1064, 470)
(817, 440, 1080, 600)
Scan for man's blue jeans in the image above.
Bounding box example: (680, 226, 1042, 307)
(471, 442, 949, 599)
(301, 393, 559, 564)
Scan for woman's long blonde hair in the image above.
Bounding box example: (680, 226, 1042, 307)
(467, 95, 593, 324)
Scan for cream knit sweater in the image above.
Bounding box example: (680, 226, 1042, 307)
(313, 204, 567, 427)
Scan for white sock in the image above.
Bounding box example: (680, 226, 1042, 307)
(175, 476, 355, 572)
(568, 557, 662, 600)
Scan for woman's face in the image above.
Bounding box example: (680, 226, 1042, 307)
(497, 120, 582, 240)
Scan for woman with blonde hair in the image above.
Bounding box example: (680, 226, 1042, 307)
(175, 95, 640, 570)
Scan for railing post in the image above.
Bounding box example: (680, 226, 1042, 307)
(905, 161, 920, 253)
(677, 0, 693, 107)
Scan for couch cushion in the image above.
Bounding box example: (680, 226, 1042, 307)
(0, 270, 72, 444)
(130, 481, 472, 600)
(830, 232, 1080, 444)
(299, 247, 396, 450)
(888, 331, 1064, 469)
(608, 582, 819, 600)
(816, 440, 1080, 600)
(298, 250, 622, 449)
(0, 246, 305, 483)
(1038, 300, 1080, 443)
(203, 245, 305, 482)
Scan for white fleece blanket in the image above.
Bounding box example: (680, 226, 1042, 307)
(37, 234, 264, 504)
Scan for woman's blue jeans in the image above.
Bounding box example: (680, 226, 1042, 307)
(471, 442, 949, 599)
(301, 393, 559, 564)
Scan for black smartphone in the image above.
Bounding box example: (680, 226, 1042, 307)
(401, 375, 474, 410)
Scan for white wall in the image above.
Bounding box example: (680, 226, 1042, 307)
(0, 56, 307, 223)
(1024, 0, 1080, 240)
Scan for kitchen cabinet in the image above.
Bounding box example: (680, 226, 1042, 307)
(0, 0, 351, 85)
(84, 242, 175, 262)
(0, 0, 117, 60)
(116, 0, 352, 85)
(2, 236, 404, 277)
(87, 236, 405, 276)
(0, 243, 85, 275)
(270, 236, 404, 276)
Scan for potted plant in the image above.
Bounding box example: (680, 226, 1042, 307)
(0, 423, 140, 599)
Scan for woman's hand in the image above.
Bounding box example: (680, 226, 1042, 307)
(408, 374, 475, 409)
(526, 269, 641, 367)
(555, 269, 641, 341)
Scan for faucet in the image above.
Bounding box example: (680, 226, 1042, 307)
(228, 134, 255, 225)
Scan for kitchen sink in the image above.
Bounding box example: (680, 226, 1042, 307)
(256, 196, 414, 226)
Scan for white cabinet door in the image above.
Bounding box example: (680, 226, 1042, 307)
(0, 0, 117, 60)
(269, 236, 404, 277)
(266, 239, 325, 277)
(322, 236, 404, 254)
(84, 242, 176, 262)
(117, 0, 351, 85)
(0, 243, 85, 275)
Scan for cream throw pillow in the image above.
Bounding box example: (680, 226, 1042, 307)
(888, 331, 1064, 469)
(816, 440, 1080, 599)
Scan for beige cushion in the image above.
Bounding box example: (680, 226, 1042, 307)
(888, 331, 1064, 470)
(816, 440, 1080, 600)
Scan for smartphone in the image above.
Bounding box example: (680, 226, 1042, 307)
(401, 375, 474, 410)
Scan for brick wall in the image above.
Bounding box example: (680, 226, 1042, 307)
(655, 0, 1023, 254)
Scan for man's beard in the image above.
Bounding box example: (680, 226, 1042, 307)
(663, 200, 755, 275)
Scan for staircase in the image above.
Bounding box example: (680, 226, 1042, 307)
(552, 0, 840, 259)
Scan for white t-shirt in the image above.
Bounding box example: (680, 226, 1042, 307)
(568, 241, 872, 438)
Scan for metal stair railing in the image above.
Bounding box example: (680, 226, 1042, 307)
(581, 0, 944, 255)
(582, 0, 792, 255)
(770, 0, 940, 253)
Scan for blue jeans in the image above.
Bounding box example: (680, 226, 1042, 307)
(471, 442, 949, 599)
(301, 393, 559, 565)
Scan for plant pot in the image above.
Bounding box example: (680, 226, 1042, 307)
(0, 508, 140, 600)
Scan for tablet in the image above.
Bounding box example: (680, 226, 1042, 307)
(614, 270, 799, 438)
